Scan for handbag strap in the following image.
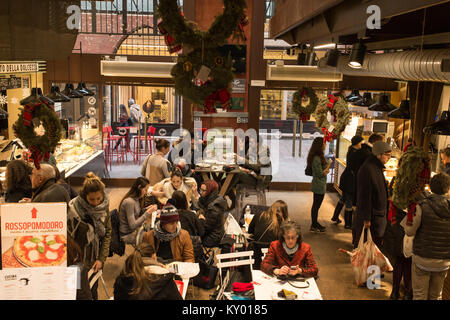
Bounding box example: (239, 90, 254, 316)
(256, 221, 274, 242)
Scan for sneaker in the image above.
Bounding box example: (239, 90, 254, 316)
(310, 226, 321, 233)
(315, 223, 326, 232)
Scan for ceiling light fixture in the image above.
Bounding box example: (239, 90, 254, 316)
(348, 40, 366, 69)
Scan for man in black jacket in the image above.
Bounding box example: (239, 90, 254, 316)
(353, 133, 384, 175)
(29, 163, 70, 203)
(352, 141, 392, 248)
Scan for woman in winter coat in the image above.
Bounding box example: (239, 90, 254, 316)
(306, 137, 330, 233)
(169, 190, 205, 238)
(114, 242, 182, 300)
(142, 205, 194, 263)
(4, 160, 32, 203)
(197, 180, 228, 248)
(261, 221, 318, 278)
(331, 135, 363, 228)
(67, 172, 112, 300)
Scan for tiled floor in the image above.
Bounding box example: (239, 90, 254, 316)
(98, 188, 393, 300)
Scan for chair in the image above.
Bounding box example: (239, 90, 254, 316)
(104, 126, 126, 165)
(216, 250, 254, 289)
(88, 269, 112, 300)
(132, 126, 156, 164)
(235, 184, 268, 221)
(261, 248, 269, 260)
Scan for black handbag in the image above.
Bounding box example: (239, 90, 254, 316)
(305, 165, 312, 176)
(193, 250, 218, 289)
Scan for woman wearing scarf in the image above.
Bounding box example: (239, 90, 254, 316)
(197, 180, 228, 248)
(261, 221, 318, 278)
(67, 172, 112, 300)
(142, 206, 194, 263)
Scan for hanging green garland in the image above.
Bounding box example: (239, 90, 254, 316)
(314, 94, 350, 142)
(13, 101, 62, 169)
(292, 87, 318, 123)
(157, 0, 247, 113)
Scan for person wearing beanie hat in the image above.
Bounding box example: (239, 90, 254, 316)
(332, 136, 364, 229)
(352, 140, 392, 249)
(142, 205, 194, 263)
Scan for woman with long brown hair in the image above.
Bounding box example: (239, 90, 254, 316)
(306, 137, 330, 233)
(4, 160, 32, 203)
(113, 243, 182, 300)
(248, 200, 290, 269)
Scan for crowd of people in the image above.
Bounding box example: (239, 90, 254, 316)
(1, 134, 449, 301)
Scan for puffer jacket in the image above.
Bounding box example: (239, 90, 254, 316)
(413, 194, 450, 260)
(31, 178, 70, 204)
(198, 191, 228, 248)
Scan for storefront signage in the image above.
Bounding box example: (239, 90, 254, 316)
(0, 62, 39, 74)
(1, 203, 67, 269)
(251, 80, 265, 87)
(232, 78, 246, 93)
(0, 76, 22, 90)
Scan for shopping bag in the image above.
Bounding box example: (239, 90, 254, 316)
(339, 227, 393, 286)
(403, 235, 414, 258)
(224, 213, 244, 236)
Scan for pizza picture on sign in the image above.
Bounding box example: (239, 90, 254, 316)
(12, 235, 67, 267)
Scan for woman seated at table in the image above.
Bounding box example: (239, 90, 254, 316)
(226, 136, 273, 209)
(261, 221, 318, 278)
(169, 191, 205, 239)
(150, 169, 199, 209)
(197, 180, 228, 248)
(141, 138, 172, 186)
(248, 200, 290, 269)
(142, 205, 194, 263)
(113, 242, 182, 300)
(119, 177, 158, 245)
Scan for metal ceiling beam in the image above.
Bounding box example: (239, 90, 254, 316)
(365, 31, 450, 50)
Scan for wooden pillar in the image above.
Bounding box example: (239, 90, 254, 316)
(181, 0, 196, 132)
(247, 0, 265, 133)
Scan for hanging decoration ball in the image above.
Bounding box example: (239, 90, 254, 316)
(183, 61, 193, 72)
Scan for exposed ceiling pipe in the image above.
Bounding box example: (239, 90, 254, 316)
(317, 49, 450, 83)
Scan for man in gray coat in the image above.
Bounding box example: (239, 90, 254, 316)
(353, 141, 392, 248)
(405, 173, 450, 300)
(29, 163, 70, 203)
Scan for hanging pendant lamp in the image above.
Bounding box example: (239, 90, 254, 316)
(368, 94, 396, 112)
(388, 100, 411, 119)
(423, 111, 450, 135)
(62, 83, 83, 98)
(21, 88, 55, 106)
(345, 89, 362, 102)
(353, 92, 374, 107)
(45, 85, 71, 102)
(75, 82, 95, 96)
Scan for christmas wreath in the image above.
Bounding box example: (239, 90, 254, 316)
(390, 146, 430, 226)
(13, 101, 62, 169)
(157, 0, 247, 113)
(314, 94, 351, 142)
(292, 87, 318, 123)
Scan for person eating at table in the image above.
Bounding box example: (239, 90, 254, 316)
(261, 221, 318, 279)
(142, 205, 195, 263)
(226, 136, 272, 209)
(150, 168, 199, 209)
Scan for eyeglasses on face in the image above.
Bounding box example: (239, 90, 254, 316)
(284, 235, 298, 241)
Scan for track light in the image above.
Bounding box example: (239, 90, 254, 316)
(348, 40, 366, 69)
(325, 48, 340, 67)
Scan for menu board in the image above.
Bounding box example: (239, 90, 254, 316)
(0, 76, 22, 90)
(0, 267, 77, 300)
(1, 203, 67, 269)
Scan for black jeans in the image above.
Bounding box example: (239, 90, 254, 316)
(311, 193, 325, 226)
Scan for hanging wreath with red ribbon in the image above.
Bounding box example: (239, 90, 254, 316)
(157, 0, 247, 113)
(292, 87, 319, 123)
(313, 94, 350, 142)
(12, 101, 63, 169)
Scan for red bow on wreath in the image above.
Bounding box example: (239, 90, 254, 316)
(322, 127, 334, 143)
(204, 88, 231, 114)
(29, 145, 50, 170)
(327, 94, 339, 109)
(23, 103, 39, 127)
(158, 20, 182, 54)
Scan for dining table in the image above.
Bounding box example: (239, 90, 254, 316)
(194, 163, 243, 197)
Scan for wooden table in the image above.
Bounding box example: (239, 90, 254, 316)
(195, 164, 242, 197)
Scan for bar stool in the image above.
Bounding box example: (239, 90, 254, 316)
(132, 126, 156, 164)
(108, 126, 126, 164)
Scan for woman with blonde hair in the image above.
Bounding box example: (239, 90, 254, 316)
(113, 243, 182, 300)
(67, 172, 111, 300)
(247, 200, 289, 269)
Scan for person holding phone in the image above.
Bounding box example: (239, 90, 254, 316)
(306, 137, 330, 233)
(119, 177, 158, 245)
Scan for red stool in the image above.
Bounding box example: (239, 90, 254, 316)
(132, 126, 156, 164)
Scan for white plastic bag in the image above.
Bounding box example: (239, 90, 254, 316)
(344, 227, 393, 286)
(224, 213, 243, 236)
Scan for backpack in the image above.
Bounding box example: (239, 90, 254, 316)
(108, 209, 125, 257)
